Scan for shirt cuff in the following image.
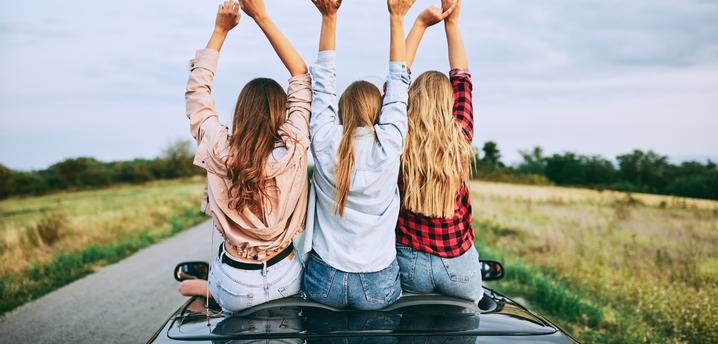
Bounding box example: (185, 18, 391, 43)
(389, 61, 408, 75)
(188, 48, 219, 72)
(317, 50, 336, 64)
(449, 68, 471, 78)
(289, 73, 312, 84)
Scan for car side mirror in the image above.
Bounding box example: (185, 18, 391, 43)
(174, 261, 209, 281)
(479, 260, 504, 281)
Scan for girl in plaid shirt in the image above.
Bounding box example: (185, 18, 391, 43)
(395, 0, 484, 305)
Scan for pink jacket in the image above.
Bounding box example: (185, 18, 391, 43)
(185, 48, 311, 262)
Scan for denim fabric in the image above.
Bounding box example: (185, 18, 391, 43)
(396, 244, 484, 302)
(207, 245, 303, 313)
(302, 251, 402, 310)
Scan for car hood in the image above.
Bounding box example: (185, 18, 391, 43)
(160, 289, 571, 342)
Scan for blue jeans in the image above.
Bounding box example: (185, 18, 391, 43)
(302, 251, 402, 310)
(396, 244, 484, 302)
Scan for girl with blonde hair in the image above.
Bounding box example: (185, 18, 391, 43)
(395, 0, 484, 304)
(179, 0, 311, 313)
(301, 0, 414, 310)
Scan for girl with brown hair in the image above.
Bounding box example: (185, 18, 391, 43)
(300, 0, 414, 310)
(179, 0, 311, 313)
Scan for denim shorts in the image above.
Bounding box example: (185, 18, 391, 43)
(207, 244, 303, 313)
(395, 244, 483, 302)
(302, 251, 402, 310)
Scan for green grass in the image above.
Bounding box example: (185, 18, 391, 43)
(0, 178, 207, 315)
(477, 220, 664, 343)
(0, 208, 205, 315)
(471, 181, 718, 344)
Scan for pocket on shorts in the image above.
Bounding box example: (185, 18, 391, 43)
(212, 272, 256, 312)
(440, 247, 479, 283)
(360, 260, 400, 304)
(395, 244, 418, 282)
(303, 253, 336, 299)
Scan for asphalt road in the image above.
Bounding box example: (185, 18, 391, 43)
(0, 220, 215, 344)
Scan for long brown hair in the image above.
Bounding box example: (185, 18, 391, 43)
(402, 71, 473, 218)
(226, 78, 287, 217)
(334, 81, 382, 216)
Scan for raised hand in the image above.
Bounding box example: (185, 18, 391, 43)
(214, 0, 241, 34)
(416, 1, 457, 28)
(388, 0, 416, 18)
(443, 0, 467, 69)
(240, 0, 268, 21)
(442, 0, 461, 24)
(311, 0, 342, 17)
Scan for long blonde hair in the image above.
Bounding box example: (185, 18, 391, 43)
(335, 81, 382, 216)
(402, 71, 473, 218)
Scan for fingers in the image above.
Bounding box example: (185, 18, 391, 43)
(439, 1, 457, 19)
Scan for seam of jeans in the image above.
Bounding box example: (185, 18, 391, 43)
(429, 253, 437, 291)
(343, 272, 349, 306)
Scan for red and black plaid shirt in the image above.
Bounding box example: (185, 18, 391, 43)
(396, 69, 475, 258)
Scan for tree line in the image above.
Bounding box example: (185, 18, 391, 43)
(0, 140, 202, 199)
(471, 141, 718, 200)
(1, 140, 716, 201)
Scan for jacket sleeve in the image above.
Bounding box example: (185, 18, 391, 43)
(278, 73, 312, 149)
(185, 48, 229, 174)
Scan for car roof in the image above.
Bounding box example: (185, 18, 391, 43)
(161, 288, 567, 342)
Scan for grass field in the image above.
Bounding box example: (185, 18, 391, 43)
(0, 177, 206, 314)
(1, 177, 716, 343)
(471, 181, 718, 344)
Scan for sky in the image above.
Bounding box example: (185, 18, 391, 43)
(1, 0, 717, 170)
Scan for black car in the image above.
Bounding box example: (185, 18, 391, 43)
(148, 261, 578, 343)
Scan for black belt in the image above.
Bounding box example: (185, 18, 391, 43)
(218, 242, 294, 270)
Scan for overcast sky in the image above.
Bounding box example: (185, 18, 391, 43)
(1, 0, 717, 170)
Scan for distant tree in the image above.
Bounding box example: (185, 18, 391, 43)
(582, 155, 617, 185)
(544, 153, 586, 185)
(480, 141, 503, 169)
(0, 164, 14, 198)
(157, 139, 198, 178)
(12, 172, 47, 195)
(665, 170, 718, 199)
(518, 146, 546, 175)
(616, 150, 670, 191)
(41, 157, 111, 189)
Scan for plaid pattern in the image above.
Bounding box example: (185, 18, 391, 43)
(396, 69, 475, 258)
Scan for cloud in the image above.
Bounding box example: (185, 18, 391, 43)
(1, 0, 717, 169)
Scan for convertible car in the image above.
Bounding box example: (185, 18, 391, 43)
(147, 260, 579, 343)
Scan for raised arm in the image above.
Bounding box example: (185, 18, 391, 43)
(405, 2, 457, 69)
(442, 0, 473, 141)
(241, 0, 307, 76)
(443, 0, 468, 69)
(313, 0, 340, 51)
(388, 0, 415, 62)
(373, 0, 414, 159)
(206, 1, 241, 53)
(186, 1, 240, 146)
(308, 0, 342, 149)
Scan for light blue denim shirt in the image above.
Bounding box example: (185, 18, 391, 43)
(301, 50, 410, 273)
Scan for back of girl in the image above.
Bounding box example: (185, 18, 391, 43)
(396, 0, 484, 305)
(179, 0, 312, 313)
(301, 0, 415, 310)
